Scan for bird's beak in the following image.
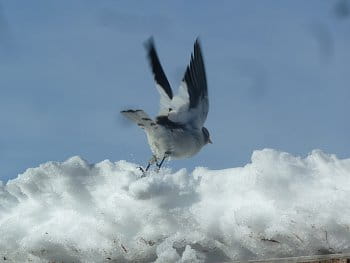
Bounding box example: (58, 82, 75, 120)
(208, 138, 213, 144)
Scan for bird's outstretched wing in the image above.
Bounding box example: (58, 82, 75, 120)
(145, 38, 208, 129)
(145, 37, 173, 115)
(167, 39, 208, 128)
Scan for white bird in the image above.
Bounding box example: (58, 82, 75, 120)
(121, 37, 211, 172)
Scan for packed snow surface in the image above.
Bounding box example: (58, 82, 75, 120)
(1, 149, 350, 262)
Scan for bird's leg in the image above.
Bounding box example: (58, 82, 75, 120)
(138, 155, 157, 176)
(156, 156, 166, 170)
(156, 151, 170, 171)
(147, 155, 158, 171)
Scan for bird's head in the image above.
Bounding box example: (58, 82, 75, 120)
(202, 127, 212, 145)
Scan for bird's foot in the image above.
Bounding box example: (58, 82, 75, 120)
(138, 155, 157, 177)
(137, 166, 147, 177)
(138, 153, 170, 176)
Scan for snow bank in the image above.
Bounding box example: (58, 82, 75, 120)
(1, 149, 350, 262)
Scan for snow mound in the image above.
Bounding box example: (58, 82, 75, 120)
(1, 149, 350, 262)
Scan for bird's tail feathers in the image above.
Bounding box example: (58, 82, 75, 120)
(121, 109, 158, 130)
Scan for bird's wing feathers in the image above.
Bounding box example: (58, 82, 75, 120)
(168, 39, 209, 128)
(183, 39, 208, 109)
(145, 38, 173, 115)
(145, 38, 208, 129)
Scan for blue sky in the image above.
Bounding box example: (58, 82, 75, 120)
(1, 0, 349, 181)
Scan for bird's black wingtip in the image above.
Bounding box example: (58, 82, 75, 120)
(195, 37, 201, 46)
(121, 109, 142, 113)
(194, 37, 202, 53)
(144, 36, 155, 51)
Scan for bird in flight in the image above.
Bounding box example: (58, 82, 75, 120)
(121, 37, 211, 173)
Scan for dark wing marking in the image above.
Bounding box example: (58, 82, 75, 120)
(121, 109, 143, 113)
(156, 116, 186, 130)
(144, 37, 173, 99)
(182, 38, 207, 109)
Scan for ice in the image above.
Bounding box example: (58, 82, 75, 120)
(1, 149, 350, 262)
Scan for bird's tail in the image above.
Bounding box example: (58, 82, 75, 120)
(121, 109, 158, 130)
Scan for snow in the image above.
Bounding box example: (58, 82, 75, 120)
(1, 149, 350, 262)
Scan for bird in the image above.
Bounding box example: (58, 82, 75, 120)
(121, 37, 211, 173)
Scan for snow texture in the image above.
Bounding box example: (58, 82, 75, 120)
(1, 149, 350, 262)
